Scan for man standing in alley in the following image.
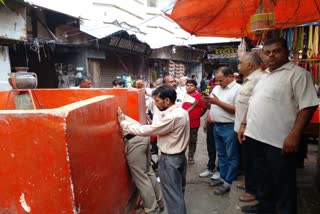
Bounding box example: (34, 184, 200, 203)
(112, 79, 126, 88)
(183, 79, 207, 165)
(79, 76, 92, 88)
(146, 75, 196, 123)
(179, 76, 188, 92)
(118, 85, 189, 214)
(239, 38, 318, 214)
(202, 67, 241, 195)
(163, 75, 197, 111)
(234, 52, 263, 203)
(199, 78, 220, 180)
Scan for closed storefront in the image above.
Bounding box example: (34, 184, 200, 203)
(87, 31, 151, 88)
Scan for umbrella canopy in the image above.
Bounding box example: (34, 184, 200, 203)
(165, 0, 320, 38)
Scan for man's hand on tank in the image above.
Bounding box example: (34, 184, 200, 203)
(117, 107, 125, 122)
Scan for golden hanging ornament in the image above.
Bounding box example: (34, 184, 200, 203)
(250, 0, 276, 32)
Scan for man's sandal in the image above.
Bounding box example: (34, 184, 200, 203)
(214, 186, 230, 195)
(188, 158, 195, 165)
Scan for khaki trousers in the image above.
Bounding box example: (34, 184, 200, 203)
(125, 136, 163, 214)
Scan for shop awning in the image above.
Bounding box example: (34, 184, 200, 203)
(24, 0, 244, 48)
(165, 0, 320, 38)
(96, 30, 152, 55)
(80, 18, 191, 49)
(80, 19, 143, 40)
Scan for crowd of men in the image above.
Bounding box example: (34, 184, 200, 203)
(91, 38, 318, 214)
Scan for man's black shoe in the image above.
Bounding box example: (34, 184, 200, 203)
(241, 204, 276, 213)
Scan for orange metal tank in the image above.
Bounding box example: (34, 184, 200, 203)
(303, 105, 320, 138)
(310, 105, 320, 124)
(0, 88, 146, 214)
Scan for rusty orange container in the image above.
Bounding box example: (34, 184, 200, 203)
(303, 105, 320, 138)
(0, 88, 146, 214)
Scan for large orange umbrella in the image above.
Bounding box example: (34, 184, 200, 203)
(165, 0, 320, 38)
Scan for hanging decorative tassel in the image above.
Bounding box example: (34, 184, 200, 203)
(287, 28, 293, 51)
(291, 27, 299, 61)
(312, 25, 319, 58)
(307, 25, 314, 59)
(300, 27, 304, 52)
(296, 27, 304, 60)
(279, 29, 283, 38)
(297, 27, 302, 51)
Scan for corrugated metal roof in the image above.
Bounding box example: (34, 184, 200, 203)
(25, 0, 240, 49)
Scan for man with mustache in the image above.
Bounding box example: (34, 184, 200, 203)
(239, 38, 318, 214)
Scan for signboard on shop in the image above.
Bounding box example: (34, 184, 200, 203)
(206, 42, 239, 59)
(99, 31, 151, 55)
(109, 36, 148, 53)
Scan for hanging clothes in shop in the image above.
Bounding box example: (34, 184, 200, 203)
(298, 60, 320, 83)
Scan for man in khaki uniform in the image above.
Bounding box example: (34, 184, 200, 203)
(123, 132, 164, 214)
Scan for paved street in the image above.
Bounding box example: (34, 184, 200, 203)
(184, 115, 249, 214)
(183, 115, 320, 214)
(146, 114, 320, 214)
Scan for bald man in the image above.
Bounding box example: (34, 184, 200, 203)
(235, 52, 263, 203)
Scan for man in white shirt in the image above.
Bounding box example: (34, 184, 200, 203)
(163, 75, 196, 110)
(239, 38, 318, 214)
(145, 75, 196, 123)
(179, 76, 188, 92)
(118, 85, 189, 214)
(235, 52, 263, 203)
(202, 67, 241, 195)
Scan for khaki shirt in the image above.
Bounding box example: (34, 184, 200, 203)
(234, 69, 263, 132)
(120, 104, 190, 154)
(245, 62, 319, 148)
